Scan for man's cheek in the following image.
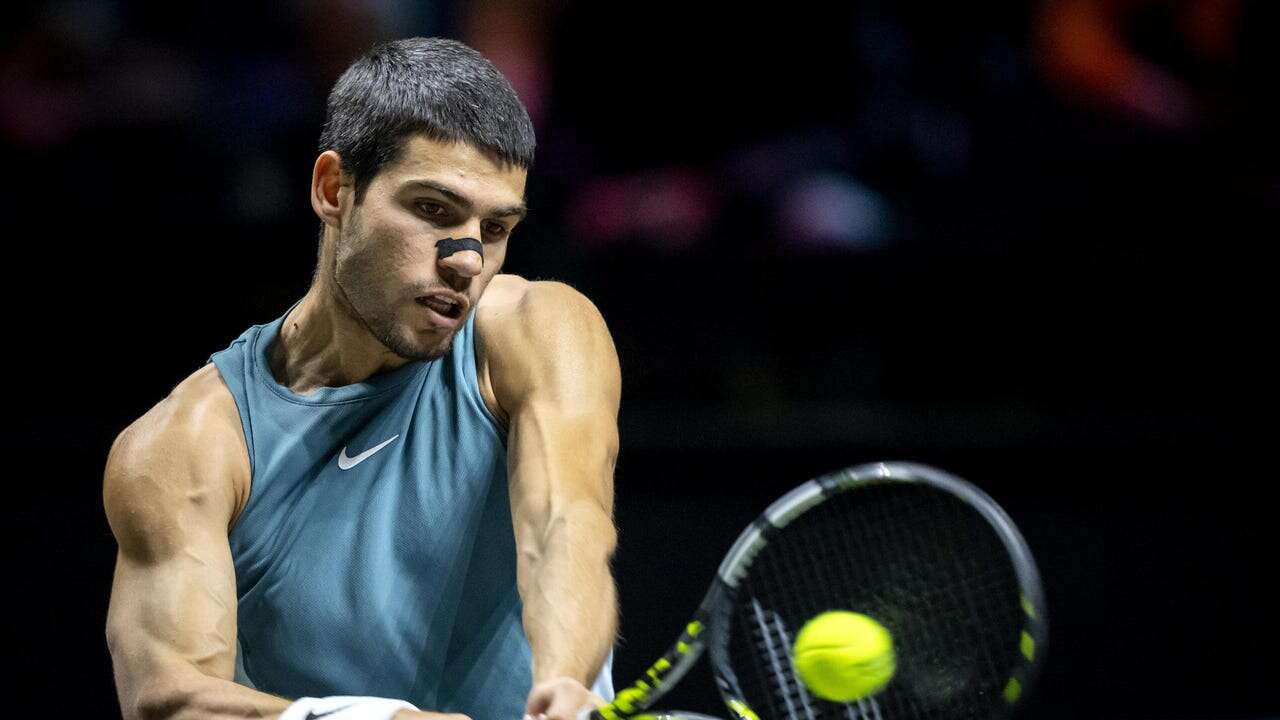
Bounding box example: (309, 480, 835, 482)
(488, 245, 509, 272)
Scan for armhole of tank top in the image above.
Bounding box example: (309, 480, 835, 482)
(463, 313, 508, 443)
(208, 343, 257, 532)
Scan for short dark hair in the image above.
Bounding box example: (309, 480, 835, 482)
(319, 37, 535, 203)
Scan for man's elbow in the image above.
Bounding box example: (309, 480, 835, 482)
(108, 638, 204, 720)
(135, 683, 194, 720)
(556, 501, 617, 560)
(114, 671, 194, 720)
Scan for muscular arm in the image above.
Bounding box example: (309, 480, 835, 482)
(104, 368, 290, 720)
(105, 370, 458, 720)
(483, 281, 621, 715)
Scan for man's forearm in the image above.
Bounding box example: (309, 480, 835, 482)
(520, 502, 618, 686)
(115, 663, 291, 720)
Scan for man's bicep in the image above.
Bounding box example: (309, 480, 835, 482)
(496, 283, 621, 536)
(107, 527, 240, 680)
(104, 407, 243, 700)
(506, 402, 619, 522)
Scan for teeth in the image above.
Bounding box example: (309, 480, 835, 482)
(421, 296, 457, 315)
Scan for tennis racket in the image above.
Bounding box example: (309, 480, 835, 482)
(590, 461, 1047, 720)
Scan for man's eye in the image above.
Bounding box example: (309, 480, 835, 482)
(417, 201, 447, 218)
(484, 223, 509, 237)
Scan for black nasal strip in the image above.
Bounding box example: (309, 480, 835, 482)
(436, 237, 484, 263)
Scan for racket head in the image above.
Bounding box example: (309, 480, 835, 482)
(706, 461, 1048, 720)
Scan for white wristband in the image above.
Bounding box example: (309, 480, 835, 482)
(279, 695, 418, 720)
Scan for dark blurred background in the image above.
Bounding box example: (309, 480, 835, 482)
(4, 0, 1274, 717)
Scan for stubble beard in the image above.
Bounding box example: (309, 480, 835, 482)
(333, 218, 457, 362)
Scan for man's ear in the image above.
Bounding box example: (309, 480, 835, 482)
(311, 150, 348, 227)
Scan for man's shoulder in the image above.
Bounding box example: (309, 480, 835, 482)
(106, 364, 249, 511)
(475, 274, 618, 415)
(476, 274, 607, 341)
(105, 364, 249, 552)
(477, 272, 534, 312)
(115, 365, 242, 454)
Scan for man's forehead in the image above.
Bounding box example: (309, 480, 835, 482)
(375, 135, 527, 214)
(389, 135, 526, 185)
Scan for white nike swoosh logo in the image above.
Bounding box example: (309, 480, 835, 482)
(337, 434, 400, 470)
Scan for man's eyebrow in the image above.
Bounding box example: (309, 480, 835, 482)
(404, 179, 528, 220)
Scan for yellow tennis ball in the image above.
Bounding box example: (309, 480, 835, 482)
(792, 611, 896, 702)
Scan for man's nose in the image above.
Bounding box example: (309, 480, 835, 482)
(436, 237, 484, 279)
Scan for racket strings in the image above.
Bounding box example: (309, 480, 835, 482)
(725, 483, 1025, 720)
(744, 598, 888, 720)
(747, 598, 813, 720)
(832, 486, 1021, 716)
(748, 489, 914, 720)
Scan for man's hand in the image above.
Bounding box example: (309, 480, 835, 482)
(525, 677, 604, 720)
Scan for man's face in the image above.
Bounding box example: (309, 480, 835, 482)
(332, 134, 527, 361)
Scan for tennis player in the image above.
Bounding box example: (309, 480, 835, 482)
(104, 38, 618, 720)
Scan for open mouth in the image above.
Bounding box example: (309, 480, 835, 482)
(416, 294, 464, 320)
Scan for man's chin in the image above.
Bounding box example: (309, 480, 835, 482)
(388, 329, 455, 362)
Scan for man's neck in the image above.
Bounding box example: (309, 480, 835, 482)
(268, 284, 409, 395)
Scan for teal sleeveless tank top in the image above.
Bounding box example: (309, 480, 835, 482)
(208, 304, 612, 719)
